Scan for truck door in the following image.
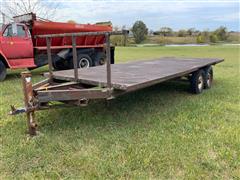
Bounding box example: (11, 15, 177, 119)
(1, 24, 33, 59)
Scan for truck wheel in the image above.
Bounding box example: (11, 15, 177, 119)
(190, 70, 205, 94)
(94, 52, 106, 66)
(203, 66, 213, 89)
(78, 54, 92, 68)
(0, 61, 7, 81)
(53, 59, 69, 70)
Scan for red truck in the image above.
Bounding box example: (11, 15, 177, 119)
(0, 13, 114, 81)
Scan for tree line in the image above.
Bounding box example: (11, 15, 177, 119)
(129, 20, 230, 44)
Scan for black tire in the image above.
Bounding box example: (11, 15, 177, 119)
(203, 66, 213, 89)
(77, 54, 92, 68)
(190, 70, 205, 94)
(0, 61, 7, 81)
(53, 55, 70, 70)
(94, 52, 106, 66)
(53, 59, 69, 70)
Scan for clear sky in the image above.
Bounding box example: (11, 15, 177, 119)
(1, 0, 240, 31)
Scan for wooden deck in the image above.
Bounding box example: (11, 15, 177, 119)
(48, 57, 224, 91)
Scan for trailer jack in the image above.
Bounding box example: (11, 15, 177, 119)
(17, 72, 38, 136)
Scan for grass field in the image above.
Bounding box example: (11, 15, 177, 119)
(1, 45, 239, 179)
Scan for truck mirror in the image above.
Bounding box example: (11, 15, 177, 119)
(12, 23, 17, 36)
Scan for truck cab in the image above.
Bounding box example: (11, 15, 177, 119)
(0, 23, 35, 66)
(0, 22, 36, 81)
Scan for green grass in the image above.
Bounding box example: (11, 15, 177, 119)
(1, 45, 240, 179)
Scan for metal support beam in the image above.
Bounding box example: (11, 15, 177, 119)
(37, 89, 109, 102)
(36, 30, 128, 38)
(46, 37, 53, 82)
(105, 33, 111, 90)
(21, 72, 37, 136)
(72, 35, 78, 81)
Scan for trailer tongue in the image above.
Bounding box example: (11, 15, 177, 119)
(10, 31, 224, 136)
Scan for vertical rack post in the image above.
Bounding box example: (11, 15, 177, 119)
(46, 37, 53, 82)
(72, 35, 78, 81)
(105, 33, 111, 90)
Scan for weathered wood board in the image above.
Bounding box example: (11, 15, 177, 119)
(47, 57, 223, 91)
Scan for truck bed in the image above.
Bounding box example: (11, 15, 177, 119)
(47, 57, 223, 92)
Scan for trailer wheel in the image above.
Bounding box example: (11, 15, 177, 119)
(0, 61, 7, 81)
(190, 70, 205, 94)
(203, 66, 213, 89)
(78, 54, 92, 68)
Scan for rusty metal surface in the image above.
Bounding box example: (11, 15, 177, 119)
(105, 33, 112, 90)
(46, 37, 53, 82)
(35, 30, 128, 38)
(21, 72, 37, 135)
(72, 36, 79, 81)
(34, 81, 79, 91)
(48, 57, 224, 92)
(32, 79, 50, 89)
(37, 88, 109, 102)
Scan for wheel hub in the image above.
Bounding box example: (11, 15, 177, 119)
(207, 73, 212, 87)
(198, 75, 204, 90)
(99, 58, 106, 65)
(79, 58, 90, 68)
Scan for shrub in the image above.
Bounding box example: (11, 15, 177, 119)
(196, 35, 205, 43)
(178, 30, 187, 37)
(159, 27, 173, 37)
(209, 34, 218, 43)
(111, 35, 129, 46)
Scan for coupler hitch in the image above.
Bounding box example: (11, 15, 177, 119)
(9, 105, 26, 115)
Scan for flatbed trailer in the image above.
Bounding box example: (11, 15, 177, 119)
(10, 31, 224, 135)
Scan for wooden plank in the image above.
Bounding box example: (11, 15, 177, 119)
(46, 57, 224, 91)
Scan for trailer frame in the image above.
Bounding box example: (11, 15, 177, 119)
(10, 30, 223, 135)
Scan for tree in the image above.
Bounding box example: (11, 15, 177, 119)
(153, 31, 160, 35)
(131, 20, 148, 43)
(214, 26, 228, 41)
(201, 30, 210, 41)
(196, 30, 210, 43)
(209, 34, 218, 43)
(159, 27, 173, 36)
(187, 28, 196, 36)
(177, 29, 187, 37)
(1, 0, 59, 20)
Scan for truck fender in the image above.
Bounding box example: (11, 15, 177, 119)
(57, 49, 70, 59)
(0, 51, 11, 68)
